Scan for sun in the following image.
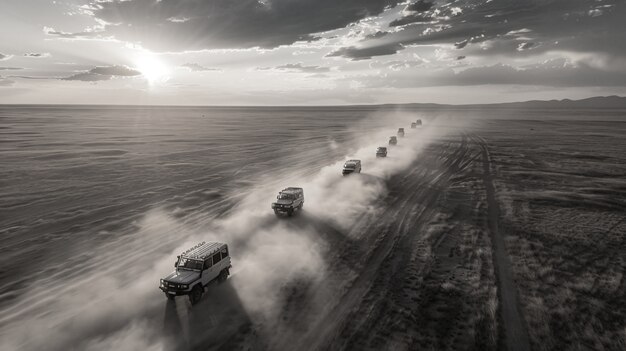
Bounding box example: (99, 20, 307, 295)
(134, 54, 170, 84)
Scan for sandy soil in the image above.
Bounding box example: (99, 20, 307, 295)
(1, 107, 624, 351)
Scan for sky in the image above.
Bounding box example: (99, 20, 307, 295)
(0, 0, 625, 105)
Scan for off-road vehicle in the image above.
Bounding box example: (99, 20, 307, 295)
(411, 122, 417, 129)
(389, 136, 397, 145)
(376, 146, 388, 157)
(397, 128, 405, 137)
(342, 159, 362, 175)
(416, 119, 422, 126)
(271, 187, 304, 216)
(160, 241, 231, 305)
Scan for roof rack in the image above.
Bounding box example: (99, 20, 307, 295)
(181, 241, 224, 259)
(282, 187, 303, 192)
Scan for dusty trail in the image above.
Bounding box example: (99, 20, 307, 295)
(473, 134, 531, 351)
(185, 132, 485, 351)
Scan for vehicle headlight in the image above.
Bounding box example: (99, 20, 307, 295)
(182, 284, 188, 289)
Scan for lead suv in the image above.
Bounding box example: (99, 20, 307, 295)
(160, 242, 231, 305)
(397, 128, 405, 137)
(271, 187, 304, 216)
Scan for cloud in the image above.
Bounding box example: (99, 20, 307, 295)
(0, 76, 15, 86)
(0, 67, 23, 71)
(43, 26, 99, 39)
(0, 53, 12, 61)
(180, 63, 221, 72)
(67, 0, 405, 51)
(328, 42, 404, 60)
(516, 42, 535, 51)
(406, 1, 434, 13)
(389, 13, 433, 27)
(357, 59, 626, 88)
(63, 65, 141, 82)
(346, 0, 626, 60)
(24, 53, 51, 58)
(258, 63, 331, 73)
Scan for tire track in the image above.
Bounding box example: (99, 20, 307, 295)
(472, 134, 531, 351)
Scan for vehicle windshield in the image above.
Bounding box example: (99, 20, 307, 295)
(377, 148, 386, 151)
(344, 163, 355, 168)
(177, 257, 203, 271)
(278, 193, 295, 200)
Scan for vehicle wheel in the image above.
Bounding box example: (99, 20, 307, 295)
(189, 285, 203, 305)
(298, 202, 304, 210)
(218, 268, 229, 283)
(287, 208, 294, 216)
(274, 209, 280, 216)
(165, 292, 175, 301)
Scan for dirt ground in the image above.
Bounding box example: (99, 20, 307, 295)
(176, 119, 625, 351)
(3, 110, 624, 351)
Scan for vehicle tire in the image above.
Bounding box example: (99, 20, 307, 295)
(165, 292, 175, 301)
(274, 209, 280, 216)
(298, 202, 303, 210)
(218, 268, 229, 283)
(287, 208, 294, 216)
(189, 285, 203, 305)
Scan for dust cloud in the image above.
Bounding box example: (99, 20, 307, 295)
(1, 110, 465, 351)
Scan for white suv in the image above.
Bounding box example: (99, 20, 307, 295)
(160, 242, 232, 305)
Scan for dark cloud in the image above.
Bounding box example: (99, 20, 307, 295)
(363, 31, 389, 40)
(44, 26, 99, 39)
(0, 53, 12, 61)
(389, 0, 435, 26)
(72, 0, 404, 51)
(89, 66, 141, 76)
(389, 13, 433, 27)
(258, 63, 331, 73)
(454, 39, 468, 49)
(344, 0, 626, 60)
(456, 55, 466, 60)
(406, 0, 434, 13)
(63, 65, 141, 81)
(180, 63, 222, 72)
(24, 53, 50, 58)
(328, 42, 404, 60)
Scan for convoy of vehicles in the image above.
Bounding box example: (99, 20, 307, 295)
(342, 159, 362, 175)
(376, 146, 388, 157)
(160, 118, 425, 304)
(271, 187, 304, 216)
(160, 242, 231, 304)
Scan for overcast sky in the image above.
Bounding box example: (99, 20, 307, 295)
(1, 0, 625, 105)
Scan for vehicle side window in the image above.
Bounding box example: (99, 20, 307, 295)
(204, 259, 212, 270)
(221, 247, 229, 260)
(213, 252, 222, 265)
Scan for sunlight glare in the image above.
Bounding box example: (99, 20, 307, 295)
(134, 54, 170, 85)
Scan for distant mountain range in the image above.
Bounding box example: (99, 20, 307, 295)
(401, 96, 626, 109)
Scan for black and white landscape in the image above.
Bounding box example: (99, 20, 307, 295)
(1, 1, 625, 351)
